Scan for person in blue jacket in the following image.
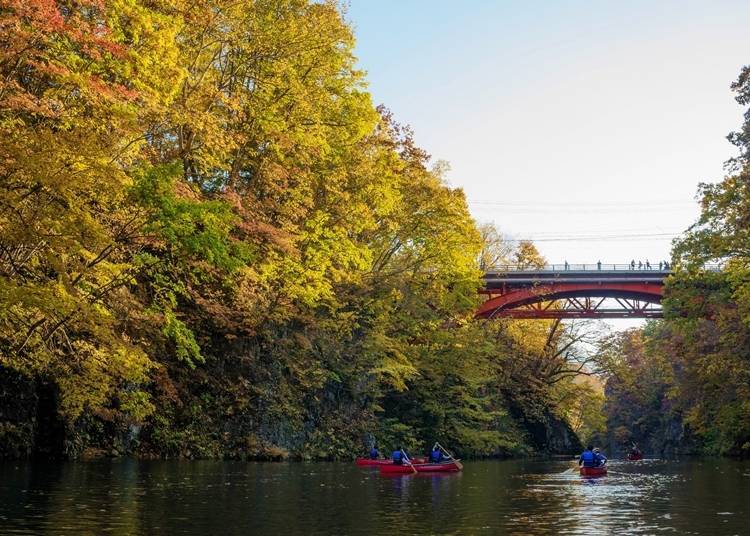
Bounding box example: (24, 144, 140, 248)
(579, 445, 596, 467)
(430, 445, 442, 463)
(593, 447, 607, 467)
(369, 445, 380, 460)
(392, 446, 410, 465)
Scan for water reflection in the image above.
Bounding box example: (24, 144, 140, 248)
(0, 458, 748, 534)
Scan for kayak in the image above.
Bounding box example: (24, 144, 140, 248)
(379, 460, 463, 475)
(580, 466, 607, 477)
(627, 453, 643, 461)
(355, 456, 428, 467)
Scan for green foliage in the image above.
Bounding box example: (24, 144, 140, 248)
(600, 329, 678, 454)
(661, 64, 750, 456)
(603, 65, 750, 458)
(0, 0, 592, 460)
(0, 0, 183, 425)
(161, 310, 202, 367)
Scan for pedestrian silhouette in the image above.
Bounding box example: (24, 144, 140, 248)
(630, 259, 635, 270)
(638, 261, 643, 269)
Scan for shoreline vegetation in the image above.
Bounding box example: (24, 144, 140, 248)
(1, 1, 749, 461)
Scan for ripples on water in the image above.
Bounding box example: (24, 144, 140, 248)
(0, 458, 748, 535)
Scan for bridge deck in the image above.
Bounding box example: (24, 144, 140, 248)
(482, 269, 670, 291)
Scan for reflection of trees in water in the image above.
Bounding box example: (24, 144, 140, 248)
(388, 472, 411, 504)
(377, 473, 460, 532)
(429, 473, 458, 509)
(0, 462, 63, 533)
(3, 459, 750, 534)
(505, 465, 585, 534)
(2, 460, 143, 534)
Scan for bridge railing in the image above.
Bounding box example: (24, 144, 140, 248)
(485, 263, 723, 272)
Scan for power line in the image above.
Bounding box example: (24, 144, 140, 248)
(467, 200, 697, 214)
(467, 199, 695, 207)
(504, 232, 679, 242)
(469, 205, 695, 214)
(510, 227, 684, 237)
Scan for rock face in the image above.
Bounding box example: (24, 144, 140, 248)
(0, 368, 70, 459)
(0, 367, 37, 458)
(520, 410, 583, 455)
(606, 415, 701, 459)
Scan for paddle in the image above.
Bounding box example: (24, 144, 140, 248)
(435, 441, 455, 461)
(434, 442, 463, 470)
(401, 451, 418, 474)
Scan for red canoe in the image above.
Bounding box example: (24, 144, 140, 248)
(355, 458, 393, 466)
(356, 457, 427, 467)
(379, 460, 463, 475)
(580, 466, 607, 477)
(627, 453, 643, 461)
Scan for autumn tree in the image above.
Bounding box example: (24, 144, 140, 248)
(0, 0, 597, 460)
(0, 0, 182, 427)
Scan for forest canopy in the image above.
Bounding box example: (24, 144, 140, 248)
(0, 0, 590, 459)
(601, 65, 750, 458)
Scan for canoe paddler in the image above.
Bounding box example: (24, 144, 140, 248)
(579, 445, 596, 467)
(369, 445, 380, 460)
(593, 447, 607, 467)
(431, 442, 455, 463)
(392, 446, 410, 465)
(430, 445, 442, 463)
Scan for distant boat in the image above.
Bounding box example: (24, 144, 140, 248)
(627, 452, 643, 461)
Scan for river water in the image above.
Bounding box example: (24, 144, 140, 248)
(1, 458, 748, 535)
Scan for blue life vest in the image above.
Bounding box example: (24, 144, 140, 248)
(369, 448, 379, 459)
(581, 450, 596, 467)
(392, 450, 403, 464)
(430, 449, 441, 463)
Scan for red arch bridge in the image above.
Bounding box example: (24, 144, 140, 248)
(477, 263, 671, 320)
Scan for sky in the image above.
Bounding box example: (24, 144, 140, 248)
(346, 0, 750, 266)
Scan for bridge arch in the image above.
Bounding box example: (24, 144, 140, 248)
(478, 265, 669, 319)
(477, 282, 664, 319)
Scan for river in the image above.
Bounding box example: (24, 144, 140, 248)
(1, 458, 748, 535)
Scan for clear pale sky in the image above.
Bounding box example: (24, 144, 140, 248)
(346, 0, 749, 265)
